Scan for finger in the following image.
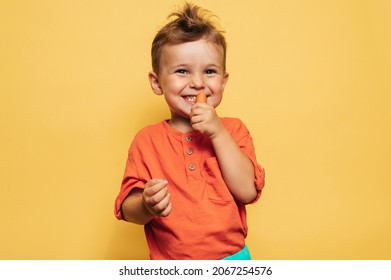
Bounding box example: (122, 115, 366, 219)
(144, 179, 168, 196)
(143, 188, 169, 215)
(148, 186, 169, 206)
(143, 183, 168, 210)
(145, 178, 164, 188)
(191, 122, 203, 133)
(152, 193, 171, 214)
(159, 202, 172, 217)
(191, 102, 210, 113)
(190, 106, 210, 119)
(190, 115, 204, 126)
(192, 105, 214, 116)
(190, 108, 204, 118)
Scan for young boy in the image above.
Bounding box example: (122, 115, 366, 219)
(114, 2, 265, 260)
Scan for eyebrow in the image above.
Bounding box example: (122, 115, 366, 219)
(205, 63, 222, 68)
(171, 64, 188, 68)
(167, 64, 188, 71)
(172, 63, 222, 69)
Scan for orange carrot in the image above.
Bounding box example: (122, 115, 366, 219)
(196, 92, 207, 103)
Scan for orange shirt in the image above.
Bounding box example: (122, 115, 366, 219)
(114, 118, 265, 259)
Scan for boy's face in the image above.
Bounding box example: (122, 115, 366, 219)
(149, 39, 229, 120)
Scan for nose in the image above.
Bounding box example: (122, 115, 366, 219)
(189, 74, 205, 89)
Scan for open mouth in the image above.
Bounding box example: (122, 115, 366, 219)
(183, 95, 197, 104)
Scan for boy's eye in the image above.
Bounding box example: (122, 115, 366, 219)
(175, 69, 188, 74)
(205, 69, 216, 75)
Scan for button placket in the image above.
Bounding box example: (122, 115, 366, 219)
(183, 134, 199, 177)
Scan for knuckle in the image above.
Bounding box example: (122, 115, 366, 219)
(143, 195, 156, 207)
(154, 204, 164, 213)
(149, 197, 159, 205)
(160, 211, 169, 217)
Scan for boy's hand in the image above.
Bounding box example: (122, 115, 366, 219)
(142, 179, 172, 217)
(190, 102, 224, 139)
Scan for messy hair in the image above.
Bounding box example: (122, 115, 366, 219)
(151, 2, 227, 74)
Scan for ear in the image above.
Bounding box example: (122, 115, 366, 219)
(148, 71, 163, 95)
(222, 71, 229, 91)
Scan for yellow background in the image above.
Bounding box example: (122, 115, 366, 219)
(1, 0, 390, 259)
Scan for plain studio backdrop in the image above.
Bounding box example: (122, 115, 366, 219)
(1, 0, 390, 259)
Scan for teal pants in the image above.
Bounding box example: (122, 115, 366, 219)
(222, 245, 251, 260)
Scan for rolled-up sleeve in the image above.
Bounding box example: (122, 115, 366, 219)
(229, 119, 266, 204)
(114, 154, 144, 220)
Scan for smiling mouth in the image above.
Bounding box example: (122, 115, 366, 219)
(183, 96, 197, 104)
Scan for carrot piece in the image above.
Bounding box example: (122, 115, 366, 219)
(196, 92, 207, 103)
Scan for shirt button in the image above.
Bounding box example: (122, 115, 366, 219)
(185, 136, 192, 142)
(186, 148, 193, 155)
(188, 163, 196, 171)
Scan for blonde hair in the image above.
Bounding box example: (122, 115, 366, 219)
(151, 2, 227, 74)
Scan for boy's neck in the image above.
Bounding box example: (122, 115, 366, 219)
(168, 115, 194, 133)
